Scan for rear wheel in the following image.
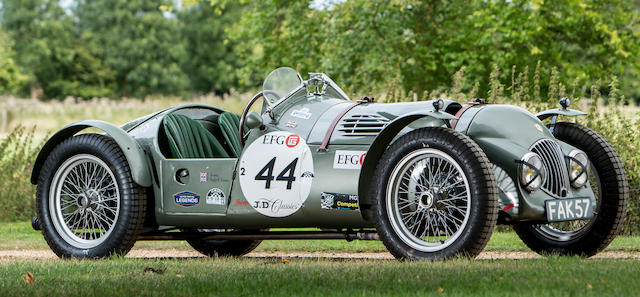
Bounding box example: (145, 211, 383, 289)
(513, 122, 628, 256)
(36, 134, 146, 258)
(371, 127, 499, 260)
(184, 229, 263, 257)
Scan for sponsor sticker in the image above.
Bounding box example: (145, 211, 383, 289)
(285, 121, 298, 128)
(200, 172, 207, 183)
(174, 192, 200, 207)
(201, 172, 231, 183)
(321, 192, 359, 211)
(239, 131, 314, 217)
(291, 107, 312, 120)
(333, 150, 367, 169)
(286, 134, 300, 147)
(233, 199, 249, 207)
(206, 188, 226, 205)
(251, 198, 300, 215)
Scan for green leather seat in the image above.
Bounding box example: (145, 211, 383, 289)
(218, 112, 244, 157)
(163, 114, 230, 158)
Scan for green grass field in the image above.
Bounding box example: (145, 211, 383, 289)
(2, 222, 640, 296)
(3, 257, 640, 297)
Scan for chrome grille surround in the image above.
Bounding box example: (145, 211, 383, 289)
(530, 139, 570, 197)
(338, 114, 389, 137)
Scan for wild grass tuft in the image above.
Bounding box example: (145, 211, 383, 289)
(0, 126, 47, 222)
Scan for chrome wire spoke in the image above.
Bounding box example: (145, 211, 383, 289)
(50, 154, 120, 248)
(387, 149, 472, 252)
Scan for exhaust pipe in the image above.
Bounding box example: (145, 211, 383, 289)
(137, 230, 380, 241)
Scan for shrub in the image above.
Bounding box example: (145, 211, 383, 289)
(0, 126, 46, 222)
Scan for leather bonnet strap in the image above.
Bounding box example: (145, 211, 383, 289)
(450, 98, 486, 129)
(318, 97, 374, 152)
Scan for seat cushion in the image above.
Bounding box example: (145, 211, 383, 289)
(218, 112, 244, 157)
(163, 114, 230, 159)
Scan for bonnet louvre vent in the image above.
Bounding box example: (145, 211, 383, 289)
(338, 114, 389, 137)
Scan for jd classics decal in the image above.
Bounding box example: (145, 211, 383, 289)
(174, 191, 200, 207)
(333, 150, 367, 170)
(238, 131, 314, 217)
(206, 188, 226, 205)
(321, 192, 359, 211)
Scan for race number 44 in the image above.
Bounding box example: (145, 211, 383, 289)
(253, 157, 298, 189)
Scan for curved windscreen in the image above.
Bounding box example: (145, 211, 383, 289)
(262, 67, 303, 107)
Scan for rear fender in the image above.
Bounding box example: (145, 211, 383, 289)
(30, 120, 152, 187)
(357, 111, 452, 218)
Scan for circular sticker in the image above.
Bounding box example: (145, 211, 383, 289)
(238, 131, 314, 217)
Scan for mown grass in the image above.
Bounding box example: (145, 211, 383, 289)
(2, 221, 640, 253)
(1, 257, 640, 297)
(2, 221, 640, 296)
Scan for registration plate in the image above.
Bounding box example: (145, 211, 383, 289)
(545, 197, 594, 222)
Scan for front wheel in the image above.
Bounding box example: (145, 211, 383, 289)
(513, 122, 628, 256)
(371, 127, 499, 260)
(36, 134, 146, 258)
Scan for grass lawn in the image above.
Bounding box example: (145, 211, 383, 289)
(1, 257, 639, 296)
(2, 221, 640, 253)
(2, 221, 640, 296)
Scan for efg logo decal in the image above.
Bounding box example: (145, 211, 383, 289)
(174, 191, 200, 207)
(333, 150, 367, 169)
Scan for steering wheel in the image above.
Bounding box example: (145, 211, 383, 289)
(238, 92, 265, 147)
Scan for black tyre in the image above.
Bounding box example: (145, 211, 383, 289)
(513, 122, 628, 256)
(35, 134, 146, 258)
(184, 229, 262, 257)
(371, 127, 499, 260)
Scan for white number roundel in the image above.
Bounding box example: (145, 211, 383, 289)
(238, 131, 314, 217)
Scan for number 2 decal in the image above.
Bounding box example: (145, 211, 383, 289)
(255, 157, 298, 189)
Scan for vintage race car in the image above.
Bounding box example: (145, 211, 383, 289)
(31, 67, 628, 260)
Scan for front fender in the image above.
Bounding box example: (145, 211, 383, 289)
(31, 120, 152, 187)
(357, 111, 451, 217)
(536, 108, 587, 121)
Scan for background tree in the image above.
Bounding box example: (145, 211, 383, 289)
(75, 0, 189, 98)
(178, 2, 242, 95)
(0, 31, 27, 94)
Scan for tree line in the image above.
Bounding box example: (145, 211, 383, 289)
(1, 0, 639, 103)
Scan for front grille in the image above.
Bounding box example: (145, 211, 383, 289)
(338, 114, 389, 137)
(530, 139, 569, 197)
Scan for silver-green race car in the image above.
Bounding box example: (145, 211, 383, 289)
(31, 67, 628, 260)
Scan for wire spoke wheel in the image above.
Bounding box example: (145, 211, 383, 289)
(49, 154, 120, 249)
(387, 148, 471, 252)
(514, 122, 628, 257)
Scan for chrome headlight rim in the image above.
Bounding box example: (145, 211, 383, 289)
(519, 152, 545, 192)
(567, 150, 588, 188)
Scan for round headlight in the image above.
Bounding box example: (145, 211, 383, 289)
(520, 152, 545, 192)
(568, 150, 588, 188)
